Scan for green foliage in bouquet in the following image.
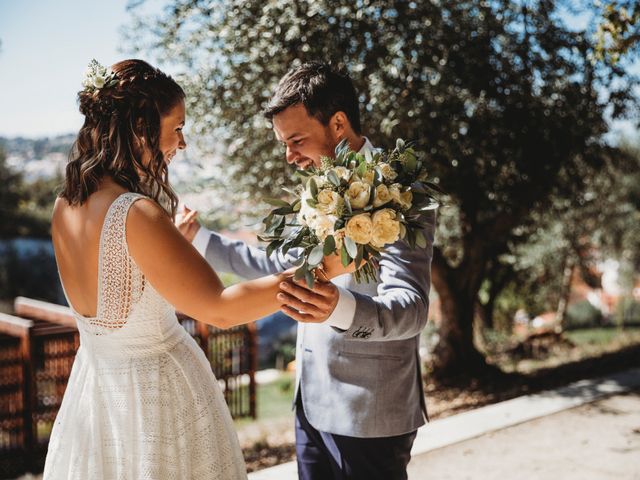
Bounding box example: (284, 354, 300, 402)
(259, 139, 440, 288)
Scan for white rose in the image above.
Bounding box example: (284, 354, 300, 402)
(371, 209, 401, 248)
(378, 163, 398, 181)
(93, 75, 106, 89)
(372, 184, 393, 207)
(346, 181, 371, 209)
(297, 189, 315, 226)
(345, 213, 373, 244)
(312, 214, 338, 241)
(317, 189, 343, 215)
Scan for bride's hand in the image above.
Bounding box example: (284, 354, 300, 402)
(175, 205, 201, 243)
(319, 252, 356, 280)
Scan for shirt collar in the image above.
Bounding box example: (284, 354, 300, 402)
(358, 136, 377, 154)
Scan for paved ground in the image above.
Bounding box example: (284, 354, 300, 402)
(15, 370, 640, 480)
(408, 389, 640, 480)
(250, 369, 640, 480)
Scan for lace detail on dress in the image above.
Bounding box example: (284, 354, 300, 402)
(88, 192, 145, 335)
(44, 191, 248, 479)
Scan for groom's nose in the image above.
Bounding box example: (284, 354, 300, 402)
(285, 146, 298, 164)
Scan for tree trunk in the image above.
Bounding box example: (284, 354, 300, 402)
(430, 249, 489, 380)
(556, 253, 576, 330)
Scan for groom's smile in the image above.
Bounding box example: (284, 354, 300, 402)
(272, 104, 338, 170)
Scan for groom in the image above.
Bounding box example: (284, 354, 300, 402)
(180, 62, 436, 480)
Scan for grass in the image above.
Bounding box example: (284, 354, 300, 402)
(239, 327, 640, 427)
(564, 326, 640, 347)
(234, 372, 295, 428)
(491, 326, 640, 374)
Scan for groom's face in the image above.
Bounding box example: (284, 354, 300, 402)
(272, 104, 337, 170)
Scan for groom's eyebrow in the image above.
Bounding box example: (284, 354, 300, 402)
(285, 133, 303, 140)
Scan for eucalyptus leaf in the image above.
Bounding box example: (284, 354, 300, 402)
(340, 245, 350, 267)
(266, 240, 283, 258)
(294, 265, 306, 282)
(323, 235, 336, 255)
(327, 170, 340, 186)
(344, 236, 358, 258)
(308, 177, 318, 199)
(355, 244, 364, 269)
(272, 205, 293, 215)
(308, 244, 325, 266)
(264, 197, 290, 208)
(357, 161, 367, 178)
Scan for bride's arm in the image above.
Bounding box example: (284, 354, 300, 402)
(126, 198, 296, 329)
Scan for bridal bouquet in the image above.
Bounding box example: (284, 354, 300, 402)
(260, 139, 440, 287)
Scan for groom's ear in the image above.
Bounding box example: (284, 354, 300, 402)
(329, 111, 350, 140)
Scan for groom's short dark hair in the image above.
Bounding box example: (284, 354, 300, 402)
(264, 61, 362, 134)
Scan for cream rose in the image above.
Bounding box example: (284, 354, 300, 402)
(345, 213, 373, 244)
(360, 170, 376, 186)
(378, 163, 398, 181)
(399, 190, 413, 209)
(389, 183, 413, 210)
(371, 209, 401, 247)
(317, 189, 343, 215)
(346, 181, 371, 209)
(333, 166, 352, 182)
(372, 184, 393, 207)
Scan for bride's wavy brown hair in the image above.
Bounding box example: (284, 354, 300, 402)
(61, 59, 184, 217)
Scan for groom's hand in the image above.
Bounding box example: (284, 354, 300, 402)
(277, 279, 339, 323)
(175, 205, 201, 243)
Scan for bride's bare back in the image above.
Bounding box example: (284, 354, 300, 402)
(52, 181, 128, 318)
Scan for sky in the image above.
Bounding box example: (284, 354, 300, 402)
(0, 1, 637, 140)
(0, 0, 152, 138)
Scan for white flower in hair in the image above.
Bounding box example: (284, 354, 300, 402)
(82, 59, 118, 92)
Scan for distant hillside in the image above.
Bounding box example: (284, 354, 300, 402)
(0, 134, 74, 181)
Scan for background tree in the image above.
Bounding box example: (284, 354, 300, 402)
(595, 0, 640, 63)
(126, 0, 638, 378)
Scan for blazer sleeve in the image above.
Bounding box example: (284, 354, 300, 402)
(336, 209, 436, 341)
(201, 229, 300, 279)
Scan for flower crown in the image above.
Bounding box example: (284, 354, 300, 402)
(82, 59, 118, 92)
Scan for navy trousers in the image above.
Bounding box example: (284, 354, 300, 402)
(295, 395, 417, 480)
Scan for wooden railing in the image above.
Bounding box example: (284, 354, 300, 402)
(0, 297, 257, 477)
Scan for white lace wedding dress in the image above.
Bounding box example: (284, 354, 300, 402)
(43, 192, 247, 480)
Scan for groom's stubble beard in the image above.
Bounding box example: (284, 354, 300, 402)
(304, 126, 340, 170)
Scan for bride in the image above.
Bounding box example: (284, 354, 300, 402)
(44, 59, 344, 479)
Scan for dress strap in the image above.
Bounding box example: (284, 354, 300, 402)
(94, 192, 146, 329)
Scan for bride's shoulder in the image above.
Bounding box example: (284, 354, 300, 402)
(128, 195, 166, 222)
(126, 196, 174, 242)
